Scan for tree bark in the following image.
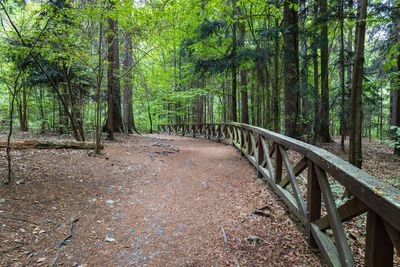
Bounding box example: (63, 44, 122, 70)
(122, 32, 138, 134)
(231, 0, 238, 122)
(313, 3, 320, 140)
(273, 1, 281, 133)
(349, 0, 367, 168)
(300, 0, 309, 135)
(283, 0, 300, 138)
(394, 17, 400, 156)
(340, 0, 346, 151)
(106, 0, 123, 137)
(238, 20, 249, 124)
(319, 0, 333, 142)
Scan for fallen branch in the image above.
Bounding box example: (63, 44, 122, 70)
(251, 204, 272, 218)
(0, 140, 103, 150)
(251, 209, 271, 218)
(246, 235, 266, 245)
(50, 218, 78, 267)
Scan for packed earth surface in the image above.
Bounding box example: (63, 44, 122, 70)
(0, 133, 323, 266)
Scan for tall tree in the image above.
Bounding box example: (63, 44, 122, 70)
(106, 0, 123, 138)
(123, 32, 138, 134)
(273, 0, 281, 133)
(313, 3, 321, 141)
(349, 0, 368, 168)
(283, 0, 300, 138)
(340, 0, 346, 151)
(394, 17, 400, 156)
(231, 0, 238, 122)
(319, 0, 333, 142)
(238, 19, 249, 124)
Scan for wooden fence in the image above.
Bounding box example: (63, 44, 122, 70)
(158, 123, 400, 267)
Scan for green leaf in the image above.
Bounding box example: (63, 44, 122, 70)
(384, 61, 390, 71)
(390, 44, 397, 53)
(391, 58, 398, 67)
(293, 4, 299, 12)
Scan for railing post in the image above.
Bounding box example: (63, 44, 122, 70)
(274, 143, 282, 184)
(257, 135, 264, 179)
(306, 160, 321, 247)
(365, 209, 394, 267)
(247, 131, 251, 155)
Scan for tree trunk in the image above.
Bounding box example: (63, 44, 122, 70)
(39, 88, 45, 134)
(349, 0, 367, 168)
(300, 0, 309, 134)
(340, 0, 346, 151)
(319, 0, 333, 142)
(106, 1, 123, 137)
(231, 0, 238, 122)
(283, 0, 300, 138)
(112, 21, 123, 132)
(61, 59, 85, 141)
(122, 32, 138, 134)
(95, 12, 103, 154)
(346, 0, 354, 136)
(273, 3, 281, 133)
(18, 81, 28, 131)
(238, 20, 248, 124)
(394, 18, 400, 156)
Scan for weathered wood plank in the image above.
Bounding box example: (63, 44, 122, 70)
(259, 167, 306, 224)
(315, 166, 354, 267)
(307, 160, 321, 247)
(383, 221, 400, 254)
(315, 197, 367, 231)
(279, 145, 307, 217)
(257, 135, 264, 179)
(365, 209, 394, 267)
(274, 143, 282, 184)
(260, 138, 275, 181)
(281, 157, 308, 188)
(310, 223, 341, 267)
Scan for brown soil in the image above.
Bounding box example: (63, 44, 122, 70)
(0, 134, 323, 266)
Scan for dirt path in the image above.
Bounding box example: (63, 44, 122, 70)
(0, 134, 322, 266)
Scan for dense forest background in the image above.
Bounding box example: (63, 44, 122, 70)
(0, 0, 399, 162)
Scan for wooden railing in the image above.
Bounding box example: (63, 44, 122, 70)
(158, 123, 400, 267)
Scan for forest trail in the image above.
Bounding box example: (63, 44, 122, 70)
(0, 134, 322, 266)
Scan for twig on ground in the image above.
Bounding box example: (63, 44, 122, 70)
(10, 217, 39, 226)
(50, 218, 78, 267)
(22, 260, 32, 267)
(233, 256, 240, 267)
(220, 225, 227, 245)
(251, 209, 271, 218)
(257, 204, 272, 211)
(0, 245, 22, 254)
(246, 235, 266, 245)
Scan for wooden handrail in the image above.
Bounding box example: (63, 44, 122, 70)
(158, 123, 400, 267)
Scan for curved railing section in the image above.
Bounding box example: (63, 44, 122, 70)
(158, 123, 400, 267)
